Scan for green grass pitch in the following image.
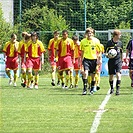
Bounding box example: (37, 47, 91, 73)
(0, 75, 133, 133)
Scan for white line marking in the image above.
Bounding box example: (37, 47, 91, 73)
(90, 78, 116, 133)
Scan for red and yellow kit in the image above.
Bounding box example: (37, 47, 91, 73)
(18, 39, 28, 69)
(25, 40, 45, 70)
(56, 38, 74, 71)
(74, 42, 81, 70)
(48, 37, 59, 67)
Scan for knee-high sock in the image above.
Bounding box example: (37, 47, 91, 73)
(116, 80, 121, 90)
(14, 73, 18, 83)
(6, 71, 11, 79)
(70, 72, 73, 85)
(57, 72, 61, 82)
(60, 74, 64, 83)
(109, 80, 113, 90)
(35, 74, 39, 85)
(21, 73, 26, 83)
(95, 72, 100, 86)
(28, 73, 33, 86)
(65, 75, 70, 86)
(75, 74, 79, 85)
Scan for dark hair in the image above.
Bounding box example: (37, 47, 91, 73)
(62, 30, 68, 34)
(22, 32, 27, 37)
(53, 30, 59, 34)
(85, 27, 95, 34)
(25, 34, 31, 40)
(112, 29, 121, 37)
(72, 35, 79, 40)
(31, 32, 37, 37)
(11, 33, 17, 38)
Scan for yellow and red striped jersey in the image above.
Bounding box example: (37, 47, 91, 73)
(56, 38, 74, 57)
(18, 39, 26, 57)
(26, 40, 45, 58)
(48, 37, 60, 59)
(74, 41, 81, 58)
(3, 41, 19, 57)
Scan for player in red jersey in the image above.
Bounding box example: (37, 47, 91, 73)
(55, 30, 75, 88)
(3, 33, 19, 87)
(18, 32, 31, 87)
(48, 31, 61, 86)
(25, 32, 45, 89)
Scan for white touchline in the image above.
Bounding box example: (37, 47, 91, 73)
(90, 78, 117, 133)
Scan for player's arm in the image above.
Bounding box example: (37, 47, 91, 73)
(41, 53, 44, 65)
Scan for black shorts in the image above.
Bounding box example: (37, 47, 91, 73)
(82, 58, 97, 73)
(108, 59, 122, 75)
(128, 59, 133, 70)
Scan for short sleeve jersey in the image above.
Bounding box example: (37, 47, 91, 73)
(80, 37, 101, 59)
(3, 41, 19, 57)
(56, 38, 74, 57)
(105, 39, 123, 60)
(26, 40, 45, 58)
(18, 39, 26, 57)
(74, 42, 81, 58)
(48, 37, 60, 59)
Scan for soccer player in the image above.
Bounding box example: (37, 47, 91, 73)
(105, 29, 123, 95)
(18, 32, 31, 87)
(80, 27, 102, 95)
(55, 30, 75, 89)
(25, 32, 45, 89)
(95, 43, 104, 91)
(125, 39, 133, 87)
(72, 35, 81, 88)
(48, 30, 60, 86)
(3, 33, 19, 87)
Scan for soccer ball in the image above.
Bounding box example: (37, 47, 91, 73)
(108, 49, 117, 58)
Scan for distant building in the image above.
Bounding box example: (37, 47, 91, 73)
(0, 0, 13, 24)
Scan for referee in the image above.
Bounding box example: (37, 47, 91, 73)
(80, 27, 102, 95)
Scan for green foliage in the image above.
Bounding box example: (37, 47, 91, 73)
(86, 0, 132, 30)
(117, 21, 131, 52)
(13, 0, 132, 31)
(20, 5, 69, 44)
(0, 4, 18, 52)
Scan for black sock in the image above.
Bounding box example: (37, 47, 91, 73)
(83, 79, 87, 91)
(109, 81, 113, 90)
(116, 80, 121, 90)
(90, 81, 95, 91)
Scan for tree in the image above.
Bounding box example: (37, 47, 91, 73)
(21, 5, 69, 45)
(0, 4, 17, 52)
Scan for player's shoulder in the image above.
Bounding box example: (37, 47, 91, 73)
(49, 38, 54, 42)
(67, 37, 73, 42)
(37, 39, 43, 44)
(80, 38, 87, 43)
(5, 41, 10, 45)
(19, 39, 24, 44)
(92, 36, 100, 41)
(16, 41, 19, 44)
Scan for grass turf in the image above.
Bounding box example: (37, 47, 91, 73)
(0, 75, 132, 133)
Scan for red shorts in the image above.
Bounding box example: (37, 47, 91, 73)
(26, 57, 41, 70)
(58, 56, 73, 71)
(21, 57, 28, 69)
(6, 57, 18, 70)
(74, 58, 80, 70)
(49, 58, 56, 67)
